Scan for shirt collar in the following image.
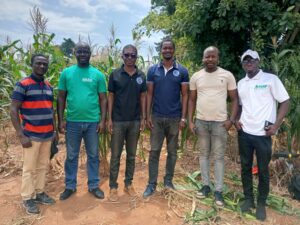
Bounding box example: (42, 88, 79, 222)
(158, 60, 178, 69)
(30, 74, 44, 83)
(245, 69, 262, 81)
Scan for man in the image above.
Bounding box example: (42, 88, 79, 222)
(10, 54, 56, 214)
(188, 46, 238, 207)
(57, 42, 107, 200)
(107, 44, 146, 201)
(236, 49, 289, 220)
(143, 38, 189, 197)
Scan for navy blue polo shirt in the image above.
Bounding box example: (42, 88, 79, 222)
(108, 65, 146, 121)
(147, 61, 189, 118)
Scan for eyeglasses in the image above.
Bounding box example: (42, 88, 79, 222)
(242, 59, 257, 64)
(76, 50, 90, 55)
(123, 53, 137, 59)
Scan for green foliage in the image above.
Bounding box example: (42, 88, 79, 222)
(60, 38, 76, 58)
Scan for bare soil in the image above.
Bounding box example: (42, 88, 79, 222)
(0, 123, 300, 225)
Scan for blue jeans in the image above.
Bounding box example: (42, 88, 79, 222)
(109, 121, 140, 189)
(195, 119, 227, 192)
(148, 117, 180, 185)
(65, 122, 99, 190)
(238, 130, 272, 204)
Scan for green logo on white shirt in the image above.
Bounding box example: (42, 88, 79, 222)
(255, 84, 267, 89)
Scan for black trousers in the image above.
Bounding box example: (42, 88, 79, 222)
(238, 130, 272, 204)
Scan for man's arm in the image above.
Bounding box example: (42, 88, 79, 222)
(266, 99, 289, 136)
(107, 92, 114, 134)
(57, 90, 67, 134)
(140, 91, 146, 131)
(146, 82, 154, 129)
(188, 90, 197, 134)
(223, 89, 239, 130)
(179, 83, 189, 130)
(98, 92, 107, 133)
(10, 100, 32, 148)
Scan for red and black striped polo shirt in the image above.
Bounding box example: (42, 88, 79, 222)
(11, 74, 54, 141)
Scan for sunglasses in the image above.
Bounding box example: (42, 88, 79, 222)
(242, 59, 257, 64)
(123, 53, 137, 59)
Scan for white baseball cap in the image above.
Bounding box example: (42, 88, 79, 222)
(241, 49, 260, 62)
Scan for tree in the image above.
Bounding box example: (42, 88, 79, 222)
(134, 0, 300, 76)
(60, 38, 76, 57)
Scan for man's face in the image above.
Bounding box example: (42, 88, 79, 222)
(122, 47, 137, 67)
(32, 56, 49, 76)
(242, 56, 259, 74)
(202, 49, 219, 71)
(75, 46, 91, 66)
(161, 41, 175, 60)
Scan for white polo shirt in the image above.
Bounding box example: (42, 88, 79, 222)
(237, 70, 289, 136)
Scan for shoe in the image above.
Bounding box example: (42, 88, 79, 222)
(89, 187, 105, 199)
(143, 184, 156, 198)
(164, 182, 175, 190)
(124, 185, 137, 197)
(59, 189, 76, 200)
(109, 188, 118, 202)
(35, 192, 55, 205)
(214, 191, 224, 207)
(240, 198, 255, 212)
(196, 185, 211, 199)
(23, 199, 40, 215)
(256, 203, 266, 221)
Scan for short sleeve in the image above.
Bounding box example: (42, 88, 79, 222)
(11, 81, 26, 102)
(140, 73, 147, 92)
(58, 69, 67, 91)
(189, 73, 197, 91)
(227, 72, 237, 90)
(108, 72, 115, 93)
(147, 66, 155, 82)
(98, 71, 107, 93)
(181, 68, 189, 83)
(271, 76, 289, 103)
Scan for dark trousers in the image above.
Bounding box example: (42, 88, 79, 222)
(109, 121, 140, 189)
(238, 130, 272, 204)
(148, 117, 180, 185)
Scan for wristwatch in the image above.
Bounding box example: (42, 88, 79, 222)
(181, 118, 187, 123)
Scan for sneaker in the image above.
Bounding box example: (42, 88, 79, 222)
(143, 184, 156, 198)
(23, 199, 40, 215)
(214, 191, 224, 207)
(240, 198, 255, 212)
(59, 189, 76, 200)
(196, 185, 211, 199)
(109, 188, 118, 202)
(89, 187, 105, 199)
(35, 192, 55, 205)
(164, 182, 175, 190)
(124, 185, 137, 197)
(256, 203, 266, 221)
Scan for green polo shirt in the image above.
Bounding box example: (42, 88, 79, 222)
(58, 65, 107, 122)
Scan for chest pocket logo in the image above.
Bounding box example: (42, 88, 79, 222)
(136, 77, 143, 85)
(173, 70, 180, 77)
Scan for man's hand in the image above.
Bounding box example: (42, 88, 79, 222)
(107, 119, 113, 135)
(140, 119, 145, 132)
(19, 134, 32, 148)
(265, 124, 278, 136)
(58, 121, 66, 134)
(235, 121, 243, 131)
(189, 122, 196, 135)
(179, 120, 186, 131)
(97, 121, 106, 133)
(146, 117, 154, 130)
(222, 120, 233, 131)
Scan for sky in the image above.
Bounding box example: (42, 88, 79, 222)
(0, 0, 162, 57)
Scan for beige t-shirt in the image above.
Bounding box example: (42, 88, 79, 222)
(190, 67, 237, 121)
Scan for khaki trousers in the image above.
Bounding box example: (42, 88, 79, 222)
(21, 140, 51, 200)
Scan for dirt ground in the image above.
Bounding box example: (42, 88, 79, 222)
(0, 123, 300, 225)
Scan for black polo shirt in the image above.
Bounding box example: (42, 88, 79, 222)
(108, 65, 146, 121)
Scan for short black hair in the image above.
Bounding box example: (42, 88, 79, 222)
(160, 37, 175, 50)
(75, 42, 91, 52)
(122, 44, 138, 55)
(31, 54, 48, 65)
